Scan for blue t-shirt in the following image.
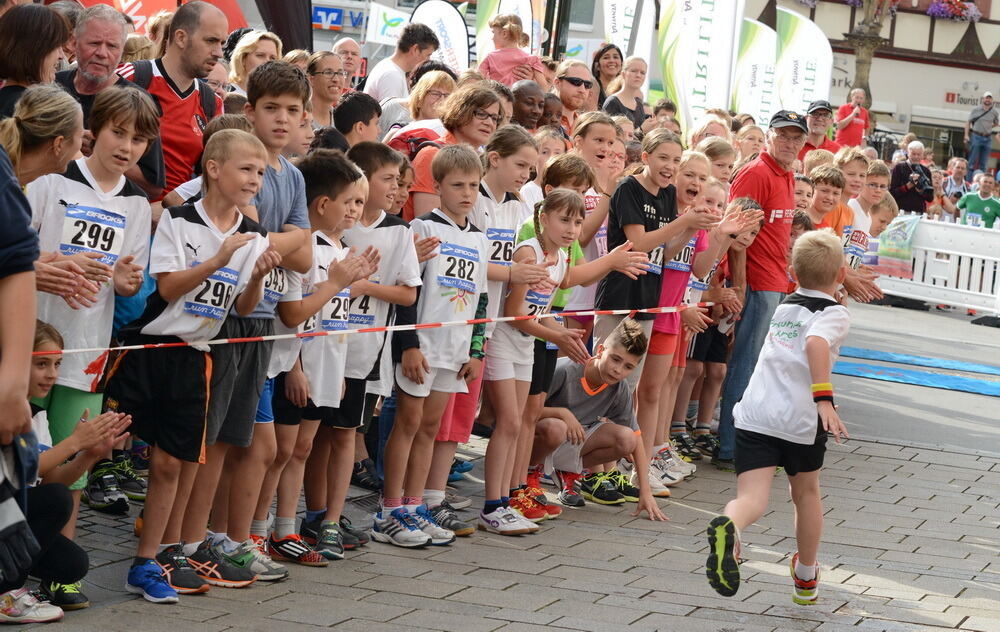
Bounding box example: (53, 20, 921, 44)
(0, 146, 39, 278)
(243, 154, 310, 319)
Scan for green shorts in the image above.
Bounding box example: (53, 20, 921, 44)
(32, 384, 103, 491)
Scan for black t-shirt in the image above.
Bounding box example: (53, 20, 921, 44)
(595, 175, 677, 319)
(0, 145, 40, 279)
(0, 85, 27, 118)
(603, 95, 648, 130)
(55, 69, 166, 191)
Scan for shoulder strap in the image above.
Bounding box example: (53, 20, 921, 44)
(196, 79, 216, 120)
(130, 59, 154, 89)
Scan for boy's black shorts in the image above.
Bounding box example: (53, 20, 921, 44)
(529, 340, 558, 395)
(734, 419, 827, 476)
(689, 325, 728, 364)
(273, 374, 376, 430)
(206, 317, 274, 447)
(104, 346, 211, 464)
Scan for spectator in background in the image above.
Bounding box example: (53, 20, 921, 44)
(363, 23, 439, 103)
(146, 9, 173, 52)
(379, 70, 456, 138)
(308, 51, 348, 129)
(282, 49, 310, 72)
(861, 146, 879, 162)
(122, 33, 156, 63)
(603, 56, 652, 131)
(798, 100, 840, 161)
(333, 37, 362, 86)
(56, 4, 165, 200)
(589, 43, 622, 109)
(890, 140, 934, 214)
(553, 60, 592, 136)
(964, 91, 999, 181)
(228, 31, 282, 96)
(0, 4, 71, 117)
(835, 88, 870, 147)
(478, 14, 546, 87)
(734, 124, 765, 167)
(204, 59, 230, 100)
(510, 80, 545, 131)
(943, 156, 969, 201)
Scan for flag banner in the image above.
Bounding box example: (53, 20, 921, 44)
(658, 0, 744, 134)
(604, 0, 638, 53)
(775, 6, 833, 114)
(874, 214, 921, 279)
(411, 0, 472, 71)
(630, 0, 655, 94)
(366, 2, 410, 46)
(80, 0, 247, 34)
(731, 18, 778, 126)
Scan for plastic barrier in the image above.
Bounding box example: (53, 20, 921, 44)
(876, 217, 1000, 315)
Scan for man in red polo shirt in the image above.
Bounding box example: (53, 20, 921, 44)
(798, 100, 840, 162)
(714, 110, 807, 470)
(835, 88, 870, 147)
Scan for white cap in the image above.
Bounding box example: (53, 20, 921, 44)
(984, 91, 994, 98)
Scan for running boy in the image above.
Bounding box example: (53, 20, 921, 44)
(705, 228, 850, 605)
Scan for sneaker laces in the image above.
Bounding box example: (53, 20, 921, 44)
(394, 510, 423, 532)
(114, 456, 142, 482)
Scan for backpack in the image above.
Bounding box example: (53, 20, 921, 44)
(128, 60, 217, 122)
(386, 127, 442, 162)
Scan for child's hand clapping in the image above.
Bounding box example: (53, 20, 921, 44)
(113, 255, 145, 295)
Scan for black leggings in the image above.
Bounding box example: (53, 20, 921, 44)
(0, 484, 89, 593)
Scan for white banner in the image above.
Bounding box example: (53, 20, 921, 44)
(775, 6, 833, 113)
(410, 0, 471, 72)
(603, 0, 638, 53)
(730, 18, 778, 126)
(365, 2, 410, 47)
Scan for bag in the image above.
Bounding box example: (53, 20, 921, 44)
(128, 60, 217, 123)
(386, 127, 442, 162)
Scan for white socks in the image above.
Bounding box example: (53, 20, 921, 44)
(274, 517, 296, 539)
(795, 558, 818, 581)
(424, 489, 445, 509)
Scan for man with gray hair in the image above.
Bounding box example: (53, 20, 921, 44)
(835, 87, 870, 147)
(889, 140, 934, 213)
(56, 4, 165, 199)
(333, 37, 361, 87)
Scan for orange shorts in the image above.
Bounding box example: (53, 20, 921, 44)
(648, 330, 678, 356)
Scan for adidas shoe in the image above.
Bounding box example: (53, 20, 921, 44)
(82, 469, 129, 514)
(187, 540, 258, 587)
(267, 533, 328, 566)
(371, 508, 432, 548)
(579, 472, 626, 505)
(705, 515, 741, 597)
(155, 543, 210, 594)
(789, 552, 820, 605)
(429, 501, 475, 536)
(411, 504, 456, 545)
(477, 506, 534, 535)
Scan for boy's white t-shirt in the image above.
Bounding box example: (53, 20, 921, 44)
(140, 201, 269, 342)
(363, 58, 409, 104)
(844, 198, 873, 270)
(342, 211, 422, 380)
(564, 189, 607, 312)
(170, 176, 202, 203)
(266, 269, 303, 379)
(27, 159, 151, 392)
(734, 289, 850, 445)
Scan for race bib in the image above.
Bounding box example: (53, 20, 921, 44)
(647, 246, 664, 275)
(348, 292, 375, 327)
(595, 225, 608, 257)
(665, 237, 697, 272)
(845, 229, 869, 270)
(545, 314, 565, 350)
(302, 293, 318, 336)
(184, 265, 237, 320)
(262, 267, 287, 304)
(321, 288, 351, 331)
(486, 228, 515, 266)
(437, 243, 479, 293)
(59, 204, 126, 266)
(967, 213, 983, 227)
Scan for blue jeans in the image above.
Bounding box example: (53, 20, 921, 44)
(967, 133, 992, 179)
(717, 288, 785, 460)
(375, 393, 396, 482)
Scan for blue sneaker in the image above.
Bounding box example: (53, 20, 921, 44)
(451, 458, 473, 474)
(126, 560, 179, 604)
(447, 471, 464, 483)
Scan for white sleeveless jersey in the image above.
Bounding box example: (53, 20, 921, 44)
(564, 189, 607, 311)
(488, 238, 568, 363)
(409, 209, 489, 371)
(266, 268, 304, 378)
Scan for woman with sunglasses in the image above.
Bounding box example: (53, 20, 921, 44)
(307, 51, 348, 129)
(553, 60, 594, 137)
(589, 43, 623, 110)
(406, 83, 503, 218)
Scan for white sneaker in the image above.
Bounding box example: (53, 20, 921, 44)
(0, 589, 64, 623)
(241, 539, 288, 581)
(371, 507, 432, 548)
(411, 504, 456, 545)
(507, 505, 542, 531)
(632, 466, 672, 498)
(478, 506, 534, 535)
(651, 453, 686, 486)
(664, 444, 697, 477)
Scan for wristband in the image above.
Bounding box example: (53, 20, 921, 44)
(811, 382, 834, 404)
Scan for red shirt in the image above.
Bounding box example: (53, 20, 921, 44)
(798, 136, 841, 161)
(834, 103, 869, 147)
(728, 152, 795, 293)
(118, 60, 222, 194)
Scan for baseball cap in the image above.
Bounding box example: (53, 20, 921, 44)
(806, 100, 833, 115)
(984, 91, 994, 98)
(769, 110, 808, 133)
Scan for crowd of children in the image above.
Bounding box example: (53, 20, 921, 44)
(1, 8, 922, 621)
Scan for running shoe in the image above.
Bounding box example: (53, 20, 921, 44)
(554, 470, 585, 507)
(451, 458, 474, 474)
(510, 488, 550, 521)
(339, 515, 370, 548)
(267, 533, 329, 566)
(579, 472, 626, 505)
(609, 467, 640, 502)
(632, 465, 671, 498)
(82, 469, 129, 515)
(526, 486, 562, 518)
(430, 501, 475, 536)
(447, 471, 464, 483)
(226, 539, 288, 581)
(125, 560, 179, 604)
(672, 433, 703, 461)
(652, 452, 687, 485)
(711, 454, 736, 472)
(705, 515, 741, 597)
(660, 446, 696, 478)
(412, 504, 456, 545)
(130, 439, 151, 475)
(111, 452, 148, 501)
(693, 433, 718, 457)
(477, 506, 534, 535)
(350, 459, 381, 492)
(444, 487, 471, 510)
(155, 543, 210, 594)
(38, 581, 89, 610)
(314, 522, 346, 560)
(789, 552, 820, 605)
(187, 540, 258, 587)
(0, 588, 65, 622)
(371, 508, 431, 548)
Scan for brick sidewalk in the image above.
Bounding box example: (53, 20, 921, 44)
(45, 437, 1000, 632)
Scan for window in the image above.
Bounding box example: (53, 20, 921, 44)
(569, 0, 597, 31)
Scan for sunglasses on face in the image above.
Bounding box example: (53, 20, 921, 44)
(559, 76, 593, 90)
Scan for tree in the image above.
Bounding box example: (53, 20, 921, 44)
(842, 0, 893, 108)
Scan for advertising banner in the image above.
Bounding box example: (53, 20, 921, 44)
(366, 2, 410, 46)
(775, 6, 833, 114)
(603, 0, 638, 54)
(411, 0, 472, 72)
(81, 0, 247, 34)
(730, 18, 778, 126)
(874, 214, 921, 279)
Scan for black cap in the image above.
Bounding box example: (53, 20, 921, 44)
(769, 110, 808, 133)
(807, 100, 833, 115)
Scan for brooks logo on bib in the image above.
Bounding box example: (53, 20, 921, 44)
(486, 228, 515, 266)
(437, 243, 479, 293)
(185, 265, 238, 319)
(60, 204, 126, 266)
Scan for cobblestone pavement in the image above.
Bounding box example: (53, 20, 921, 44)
(40, 435, 1000, 632)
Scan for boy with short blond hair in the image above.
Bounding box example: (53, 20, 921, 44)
(706, 227, 850, 606)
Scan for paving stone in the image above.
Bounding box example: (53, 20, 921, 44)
(388, 609, 506, 632)
(962, 616, 1000, 632)
(447, 586, 558, 611)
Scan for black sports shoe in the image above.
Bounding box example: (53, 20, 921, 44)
(673, 433, 703, 461)
(609, 469, 640, 502)
(155, 543, 210, 594)
(39, 581, 89, 610)
(186, 540, 257, 588)
(553, 470, 585, 508)
(429, 501, 474, 537)
(338, 516, 369, 548)
(579, 472, 626, 505)
(82, 469, 129, 514)
(314, 522, 345, 560)
(693, 433, 719, 457)
(111, 452, 148, 501)
(350, 459, 381, 492)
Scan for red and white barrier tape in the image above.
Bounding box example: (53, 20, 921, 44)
(33, 303, 713, 356)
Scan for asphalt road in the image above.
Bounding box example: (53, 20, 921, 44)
(836, 301, 999, 456)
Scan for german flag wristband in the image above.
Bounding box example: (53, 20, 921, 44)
(811, 382, 834, 404)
